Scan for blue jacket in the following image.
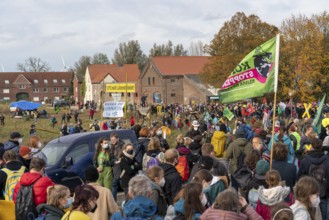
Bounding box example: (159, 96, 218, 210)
(111, 196, 163, 220)
(268, 134, 295, 163)
(174, 198, 202, 220)
(4, 140, 20, 154)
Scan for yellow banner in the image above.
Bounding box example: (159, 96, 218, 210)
(106, 83, 135, 93)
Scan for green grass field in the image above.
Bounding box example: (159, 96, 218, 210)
(0, 103, 185, 148)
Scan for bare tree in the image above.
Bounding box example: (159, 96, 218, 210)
(17, 57, 51, 72)
(188, 41, 206, 56)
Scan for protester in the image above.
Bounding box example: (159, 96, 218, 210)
(61, 184, 99, 220)
(199, 188, 263, 220)
(3, 131, 23, 154)
(18, 145, 32, 171)
(146, 166, 168, 216)
(210, 123, 227, 158)
(36, 185, 70, 220)
(291, 176, 321, 220)
(142, 137, 164, 172)
(84, 165, 119, 220)
(29, 135, 47, 164)
(110, 175, 163, 220)
(159, 149, 182, 205)
(93, 137, 112, 190)
(271, 203, 293, 220)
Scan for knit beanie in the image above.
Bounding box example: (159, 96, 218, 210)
(19, 146, 31, 157)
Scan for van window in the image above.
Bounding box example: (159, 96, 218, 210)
(42, 143, 69, 166)
(66, 143, 90, 164)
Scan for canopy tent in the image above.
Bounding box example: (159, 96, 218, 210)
(10, 100, 42, 111)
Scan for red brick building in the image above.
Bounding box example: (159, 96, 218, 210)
(0, 72, 72, 102)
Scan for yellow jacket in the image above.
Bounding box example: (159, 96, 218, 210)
(211, 131, 227, 157)
(61, 210, 91, 220)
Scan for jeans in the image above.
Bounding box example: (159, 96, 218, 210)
(320, 198, 329, 220)
(112, 177, 120, 201)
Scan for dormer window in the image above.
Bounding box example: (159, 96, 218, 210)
(34, 79, 39, 83)
(53, 79, 58, 83)
(4, 80, 9, 84)
(62, 79, 66, 83)
(44, 79, 48, 84)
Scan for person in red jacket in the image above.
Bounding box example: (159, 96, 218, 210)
(13, 157, 55, 206)
(130, 116, 135, 127)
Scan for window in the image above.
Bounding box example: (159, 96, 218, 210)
(171, 93, 175, 97)
(44, 79, 48, 84)
(170, 79, 175, 83)
(3, 97, 10, 100)
(33, 88, 39, 93)
(152, 77, 155, 85)
(148, 77, 151, 85)
(62, 79, 66, 84)
(34, 79, 39, 84)
(66, 144, 90, 164)
(4, 80, 9, 84)
(3, 89, 9, 93)
(63, 88, 68, 92)
(53, 79, 58, 83)
(135, 93, 138, 97)
(19, 85, 26, 89)
(128, 93, 131, 97)
(43, 88, 48, 92)
(33, 97, 39, 101)
(54, 88, 59, 92)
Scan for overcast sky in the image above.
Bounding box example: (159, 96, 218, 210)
(0, 0, 327, 71)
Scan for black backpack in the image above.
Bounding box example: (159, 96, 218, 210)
(15, 177, 41, 220)
(308, 161, 328, 198)
(236, 150, 246, 171)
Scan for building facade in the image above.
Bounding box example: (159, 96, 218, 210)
(140, 56, 216, 105)
(0, 72, 72, 102)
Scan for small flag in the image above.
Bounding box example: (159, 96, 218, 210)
(313, 94, 326, 134)
(223, 107, 234, 121)
(218, 35, 279, 103)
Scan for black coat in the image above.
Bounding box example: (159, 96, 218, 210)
(159, 163, 182, 205)
(120, 154, 137, 188)
(272, 160, 296, 190)
(36, 204, 64, 220)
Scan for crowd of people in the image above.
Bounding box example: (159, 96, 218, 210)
(0, 99, 329, 220)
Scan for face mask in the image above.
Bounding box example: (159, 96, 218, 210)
(18, 138, 23, 144)
(311, 195, 320, 207)
(327, 131, 329, 136)
(90, 203, 97, 213)
(127, 149, 134, 155)
(193, 127, 198, 131)
(156, 130, 162, 136)
(64, 197, 72, 209)
(37, 142, 42, 148)
(102, 143, 109, 149)
(159, 178, 166, 187)
(201, 194, 208, 207)
(203, 183, 210, 192)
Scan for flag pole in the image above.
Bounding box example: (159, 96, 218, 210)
(270, 34, 280, 169)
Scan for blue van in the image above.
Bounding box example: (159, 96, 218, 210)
(42, 129, 138, 192)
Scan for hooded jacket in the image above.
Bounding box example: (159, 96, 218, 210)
(36, 204, 64, 220)
(110, 196, 163, 220)
(159, 163, 182, 205)
(4, 140, 20, 154)
(149, 178, 168, 216)
(297, 150, 329, 198)
(224, 138, 253, 174)
(256, 185, 292, 220)
(211, 131, 227, 157)
(13, 172, 55, 206)
(200, 206, 263, 220)
(268, 134, 295, 163)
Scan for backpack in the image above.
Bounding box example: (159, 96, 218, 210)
(146, 154, 159, 171)
(15, 176, 41, 220)
(175, 155, 190, 181)
(232, 166, 253, 191)
(35, 211, 50, 220)
(236, 151, 246, 171)
(2, 166, 25, 201)
(308, 161, 328, 198)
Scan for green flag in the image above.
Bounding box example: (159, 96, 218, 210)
(218, 35, 279, 103)
(314, 94, 326, 134)
(223, 107, 234, 121)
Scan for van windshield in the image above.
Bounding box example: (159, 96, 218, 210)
(42, 143, 69, 166)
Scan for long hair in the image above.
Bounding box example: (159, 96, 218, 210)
(183, 182, 205, 220)
(93, 137, 109, 162)
(294, 176, 320, 220)
(72, 184, 99, 213)
(47, 185, 70, 209)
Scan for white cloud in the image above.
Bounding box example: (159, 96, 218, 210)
(0, 0, 327, 71)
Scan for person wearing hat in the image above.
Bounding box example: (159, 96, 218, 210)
(3, 131, 23, 155)
(18, 146, 32, 171)
(185, 120, 202, 139)
(224, 126, 253, 175)
(84, 165, 119, 220)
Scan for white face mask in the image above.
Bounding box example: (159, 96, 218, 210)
(37, 142, 42, 148)
(18, 138, 23, 144)
(102, 143, 109, 149)
(201, 193, 208, 207)
(156, 130, 162, 136)
(310, 195, 320, 207)
(193, 127, 198, 131)
(326, 130, 329, 136)
(159, 178, 166, 187)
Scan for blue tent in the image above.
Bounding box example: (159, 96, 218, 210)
(10, 100, 42, 111)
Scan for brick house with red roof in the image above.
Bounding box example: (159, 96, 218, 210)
(140, 56, 216, 105)
(83, 64, 140, 107)
(0, 72, 72, 102)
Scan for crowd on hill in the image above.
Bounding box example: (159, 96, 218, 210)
(0, 100, 329, 220)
